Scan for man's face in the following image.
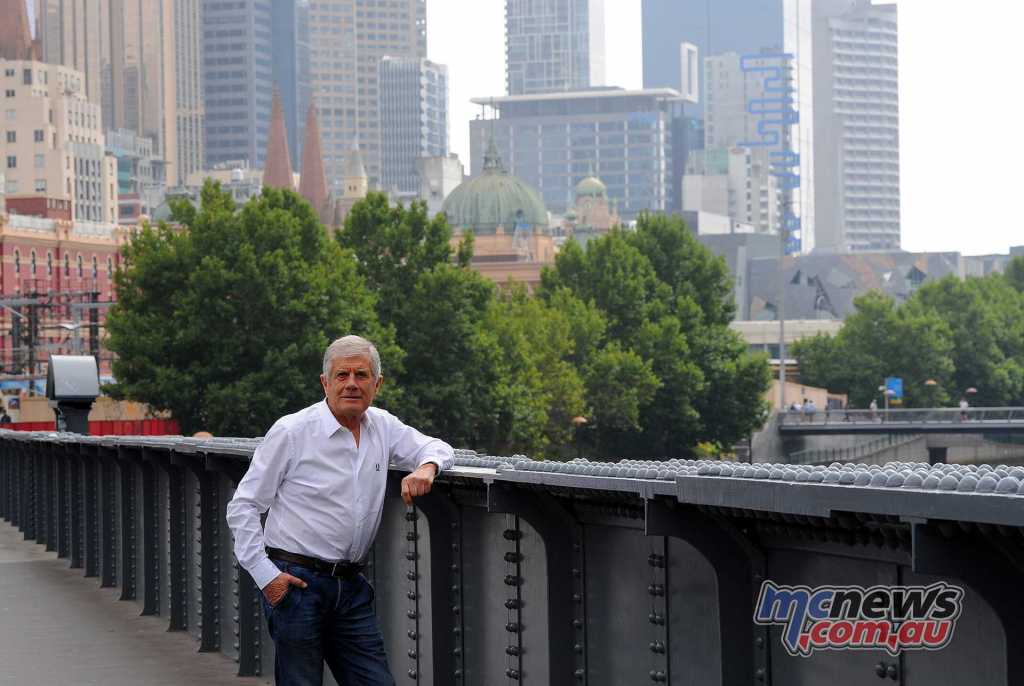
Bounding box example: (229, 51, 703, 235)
(320, 354, 382, 422)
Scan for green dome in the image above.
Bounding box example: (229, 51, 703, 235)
(442, 140, 548, 234)
(575, 175, 606, 198)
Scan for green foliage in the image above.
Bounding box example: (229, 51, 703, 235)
(1006, 256, 1024, 294)
(111, 190, 771, 458)
(791, 279, 1024, 408)
(540, 213, 771, 456)
(106, 181, 388, 436)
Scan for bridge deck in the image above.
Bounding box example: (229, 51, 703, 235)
(0, 520, 271, 686)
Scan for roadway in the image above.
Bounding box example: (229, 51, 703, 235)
(0, 520, 271, 686)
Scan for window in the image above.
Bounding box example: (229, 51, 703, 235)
(14, 250, 20, 274)
(30, 250, 36, 274)
(4, 180, 16, 193)
(5, 109, 15, 121)
(33, 129, 43, 143)
(47, 252, 53, 276)
(64, 254, 70, 276)
(3, 69, 13, 77)
(77, 254, 83, 277)
(34, 179, 45, 192)
(22, 69, 31, 85)
(34, 153, 44, 168)
(5, 155, 15, 168)
(107, 257, 113, 277)
(4, 89, 14, 97)
(92, 255, 98, 278)
(5, 131, 13, 143)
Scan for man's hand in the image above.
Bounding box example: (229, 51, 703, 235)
(401, 463, 438, 505)
(263, 571, 308, 607)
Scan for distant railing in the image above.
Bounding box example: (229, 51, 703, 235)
(779, 406, 1024, 427)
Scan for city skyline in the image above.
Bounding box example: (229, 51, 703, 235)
(17, 0, 1024, 256)
(429, 0, 1021, 256)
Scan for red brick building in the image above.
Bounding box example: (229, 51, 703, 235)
(0, 212, 128, 376)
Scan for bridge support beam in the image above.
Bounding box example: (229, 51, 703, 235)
(487, 482, 578, 685)
(912, 523, 1024, 684)
(645, 498, 768, 686)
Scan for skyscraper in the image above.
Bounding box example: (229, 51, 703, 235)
(35, 0, 106, 105)
(202, 0, 310, 175)
(379, 57, 448, 195)
(34, 0, 203, 186)
(173, 0, 204, 184)
(786, 0, 900, 252)
(505, 0, 605, 95)
(307, 0, 427, 191)
(641, 0, 783, 93)
(273, 0, 312, 168)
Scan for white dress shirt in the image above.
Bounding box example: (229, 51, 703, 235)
(226, 400, 454, 589)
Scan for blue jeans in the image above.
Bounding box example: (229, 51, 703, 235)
(260, 559, 396, 686)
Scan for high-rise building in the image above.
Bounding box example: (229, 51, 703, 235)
(35, 0, 106, 105)
(1, 59, 118, 223)
(307, 0, 426, 192)
(203, 1, 309, 176)
(274, 0, 312, 168)
(470, 88, 684, 220)
(173, 0, 204, 185)
(505, 0, 605, 96)
(0, 0, 39, 61)
(682, 52, 784, 234)
(34, 0, 203, 186)
(379, 57, 448, 195)
(786, 0, 900, 252)
(641, 0, 782, 94)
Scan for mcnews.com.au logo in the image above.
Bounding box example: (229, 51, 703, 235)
(754, 581, 964, 656)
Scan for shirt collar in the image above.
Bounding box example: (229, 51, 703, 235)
(318, 399, 374, 436)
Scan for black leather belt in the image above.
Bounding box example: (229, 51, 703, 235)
(266, 547, 365, 579)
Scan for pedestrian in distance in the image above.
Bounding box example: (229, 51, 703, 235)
(959, 396, 969, 422)
(226, 335, 454, 686)
(804, 398, 817, 424)
(869, 398, 878, 423)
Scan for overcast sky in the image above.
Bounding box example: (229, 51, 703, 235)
(428, 0, 1024, 256)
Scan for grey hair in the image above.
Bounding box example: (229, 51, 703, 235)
(322, 335, 381, 379)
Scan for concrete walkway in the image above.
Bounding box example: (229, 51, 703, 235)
(0, 520, 271, 685)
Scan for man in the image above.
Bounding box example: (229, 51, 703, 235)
(226, 335, 454, 686)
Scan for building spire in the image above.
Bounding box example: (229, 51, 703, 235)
(0, 0, 39, 60)
(262, 85, 294, 191)
(482, 137, 505, 174)
(298, 98, 328, 216)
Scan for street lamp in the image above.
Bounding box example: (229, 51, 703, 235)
(57, 322, 81, 355)
(571, 415, 588, 460)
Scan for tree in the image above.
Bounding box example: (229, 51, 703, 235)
(793, 291, 955, 408)
(1006, 256, 1024, 294)
(485, 286, 587, 457)
(106, 182, 389, 436)
(539, 214, 771, 456)
(913, 275, 1024, 406)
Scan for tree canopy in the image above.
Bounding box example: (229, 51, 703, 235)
(109, 192, 771, 458)
(105, 182, 389, 436)
(794, 270, 1024, 408)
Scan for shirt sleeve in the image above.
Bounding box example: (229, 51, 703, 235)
(225, 422, 292, 589)
(386, 412, 455, 475)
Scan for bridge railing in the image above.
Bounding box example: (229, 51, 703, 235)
(2, 430, 1024, 685)
(779, 406, 1024, 427)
